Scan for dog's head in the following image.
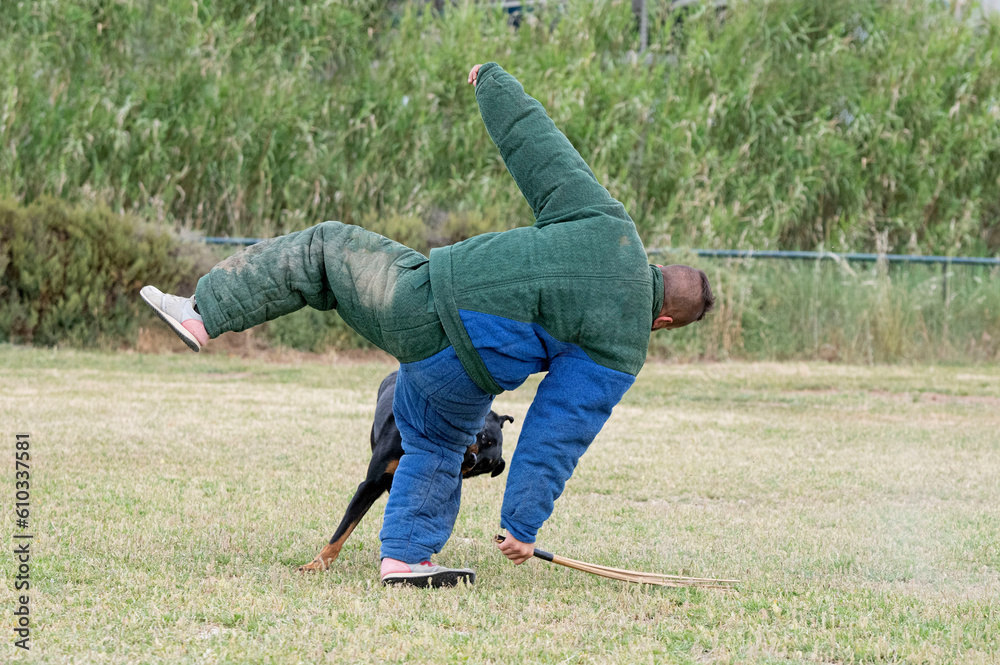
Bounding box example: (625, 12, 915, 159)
(462, 411, 514, 479)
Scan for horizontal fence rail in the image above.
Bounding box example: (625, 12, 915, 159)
(647, 248, 1000, 267)
(203, 236, 1000, 267)
(203, 237, 269, 246)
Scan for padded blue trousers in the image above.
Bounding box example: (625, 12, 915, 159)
(379, 346, 495, 563)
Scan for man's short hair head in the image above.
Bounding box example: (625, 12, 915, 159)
(655, 265, 714, 330)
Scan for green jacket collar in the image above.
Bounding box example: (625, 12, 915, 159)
(649, 264, 664, 323)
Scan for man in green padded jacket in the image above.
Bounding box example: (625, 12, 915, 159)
(141, 62, 714, 588)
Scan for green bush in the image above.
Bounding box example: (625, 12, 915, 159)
(0, 197, 192, 347)
(264, 307, 373, 354)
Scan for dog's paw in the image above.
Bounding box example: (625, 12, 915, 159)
(297, 543, 341, 573)
(296, 557, 330, 573)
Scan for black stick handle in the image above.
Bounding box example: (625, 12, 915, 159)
(533, 548, 554, 562)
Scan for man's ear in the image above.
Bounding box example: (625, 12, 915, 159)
(652, 315, 673, 331)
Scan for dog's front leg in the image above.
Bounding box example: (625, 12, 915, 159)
(297, 468, 395, 572)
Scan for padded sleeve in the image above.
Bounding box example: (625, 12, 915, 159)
(499, 353, 634, 543)
(475, 62, 630, 228)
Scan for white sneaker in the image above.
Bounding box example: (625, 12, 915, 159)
(380, 559, 475, 588)
(139, 286, 208, 352)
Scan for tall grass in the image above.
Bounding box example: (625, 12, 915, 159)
(3, 0, 999, 254)
(649, 255, 1000, 363)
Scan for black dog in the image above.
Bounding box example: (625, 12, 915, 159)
(299, 370, 513, 571)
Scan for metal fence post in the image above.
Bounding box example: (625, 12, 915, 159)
(942, 259, 949, 305)
(639, 0, 648, 53)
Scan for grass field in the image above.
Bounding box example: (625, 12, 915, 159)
(2, 345, 998, 664)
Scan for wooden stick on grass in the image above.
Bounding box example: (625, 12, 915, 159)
(494, 535, 738, 589)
